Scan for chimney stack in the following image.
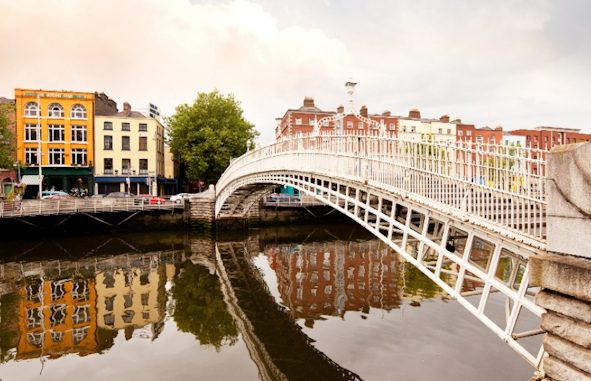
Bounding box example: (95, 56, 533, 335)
(382, 110, 391, 116)
(123, 102, 132, 117)
(439, 114, 450, 123)
(360, 105, 368, 117)
(409, 108, 421, 119)
(337, 105, 344, 114)
(303, 97, 315, 108)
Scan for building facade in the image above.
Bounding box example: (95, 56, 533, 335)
(15, 89, 96, 197)
(94, 103, 165, 195)
(0, 97, 17, 198)
(506, 126, 591, 150)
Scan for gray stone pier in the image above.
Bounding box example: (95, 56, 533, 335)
(530, 142, 591, 381)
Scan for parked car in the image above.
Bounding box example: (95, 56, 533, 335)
(135, 194, 166, 205)
(170, 193, 192, 204)
(41, 190, 70, 199)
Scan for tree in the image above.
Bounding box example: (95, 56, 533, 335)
(0, 103, 15, 169)
(168, 91, 258, 184)
(172, 261, 238, 350)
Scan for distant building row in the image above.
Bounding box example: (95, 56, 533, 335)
(275, 97, 591, 148)
(0, 89, 179, 198)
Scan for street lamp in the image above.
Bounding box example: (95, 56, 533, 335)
(37, 94, 42, 198)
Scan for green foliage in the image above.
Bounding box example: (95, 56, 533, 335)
(0, 293, 19, 363)
(168, 91, 258, 183)
(0, 104, 15, 169)
(172, 261, 238, 350)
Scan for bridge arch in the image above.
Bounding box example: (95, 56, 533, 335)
(215, 134, 547, 367)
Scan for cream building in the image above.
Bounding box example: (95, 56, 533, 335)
(94, 103, 165, 195)
(397, 109, 456, 143)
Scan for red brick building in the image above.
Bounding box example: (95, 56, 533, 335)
(506, 127, 591, 150)
(456, 122, 503, 145)
(275, 97, 336, 139)
(0, 97, 17, 198)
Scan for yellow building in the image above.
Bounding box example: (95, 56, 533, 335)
(94, 102, 167, 195)
(15, 89, 96, 197)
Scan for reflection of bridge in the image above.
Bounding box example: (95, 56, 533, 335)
(215, 242, 362, 381)
(215, 133, 549, 367)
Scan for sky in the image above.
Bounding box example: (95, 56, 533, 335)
(1, 0, 590, 144)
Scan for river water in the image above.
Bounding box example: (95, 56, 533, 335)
(0, 224, 535, 381)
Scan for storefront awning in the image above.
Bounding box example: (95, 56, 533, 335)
(21, 175, 42, 186)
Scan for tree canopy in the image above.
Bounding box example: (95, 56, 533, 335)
(168, 91, 258, 184)
(0, 104, 15, 169)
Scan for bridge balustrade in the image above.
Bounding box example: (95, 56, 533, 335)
(218, 133, 548, 245)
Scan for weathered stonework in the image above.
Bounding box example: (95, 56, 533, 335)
(530, 143, 591, 380)
(546, 142, 591, 259)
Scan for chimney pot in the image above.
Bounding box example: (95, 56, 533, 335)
(303, 97, 315, 108)
(409, 108, 421, 119)
(439, 114, 450, 123)
(360, 105, 368, 117)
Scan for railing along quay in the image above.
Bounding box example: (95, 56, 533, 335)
(0, 198, 183, 218)
(218, 133, 548, 246)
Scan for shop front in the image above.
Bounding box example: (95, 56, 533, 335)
(21, 167, 93, 198)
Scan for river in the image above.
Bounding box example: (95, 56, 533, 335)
(0, 224, 535, 380)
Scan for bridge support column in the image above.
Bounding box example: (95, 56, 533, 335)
(530, 142, 591, 381)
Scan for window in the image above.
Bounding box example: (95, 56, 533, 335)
(24, 102, 39, 117)
(71, 148, 87, 165)
(139, 159, 148, 175)
(476, 135, 483, 143)
(403, 126, 407, 132)
(389, 123, 395, 130)
(347, 121, 353, 129)
(438, 128, 443, 134)
(410, 126, 416, 133)
(139, 136, 147, 151)
(358, 122, 363, 129)
(295, 118, 302, 125)
(25, 124, 39, 141)
(25, 148, 39, 164)
(466, 130, 472, 137)
(71, 125, 87, 142)
(139, 123, 147, 132)
(48, 124, 64, 141)
(122, 122, 130, 131)
(309, 119, 315, 126)
(104, 135, 113, 150)
(122, 136, 130, 150)
(447, 129, 451, 135)
(122, 159, 131, 175)
(104, 121, 113, 130)
(48, 103, 64, 118)
(458, 130, 464, 137)
(489, 137, 495, 144)
(104, 158, 113, 174)
(49, 148, 64, 165)
(71, 104, 87, 119)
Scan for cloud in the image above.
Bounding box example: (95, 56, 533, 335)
(0, 0, 351, 143)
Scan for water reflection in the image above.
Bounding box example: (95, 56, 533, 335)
(0, 226, 536, 381)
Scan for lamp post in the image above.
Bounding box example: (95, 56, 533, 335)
(37, 94, 42, 198)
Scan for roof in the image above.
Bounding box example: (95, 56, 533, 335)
(533, 126, 581, 132)
(112, 110, 147, 118)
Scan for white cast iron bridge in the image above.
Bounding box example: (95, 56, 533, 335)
(215, 132, 548, 368)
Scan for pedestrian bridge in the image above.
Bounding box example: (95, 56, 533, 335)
(215, 133, 548, 368)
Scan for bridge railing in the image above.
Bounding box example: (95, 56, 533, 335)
(0, 198, 182, 218)
(218, 133, 548, 244)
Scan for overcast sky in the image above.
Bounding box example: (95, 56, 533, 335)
(1, 0, 589, 144)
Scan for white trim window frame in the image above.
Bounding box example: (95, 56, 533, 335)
(25, 148, 39, 165)
(48, 103, 64, 118)
(49, 124, 65, 142)
(48, 148, 65, 165)
(71, 125, 87, 143)
(71, 104, 87, 119)
(24, 123, 39, 141)
(71, 148, 87, 165)
(24, 102, 39, 117)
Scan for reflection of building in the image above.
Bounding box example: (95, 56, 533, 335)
(268, 241, 401, 320)
(95, 263, 167, 339)
(17, 277, 98, 359)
